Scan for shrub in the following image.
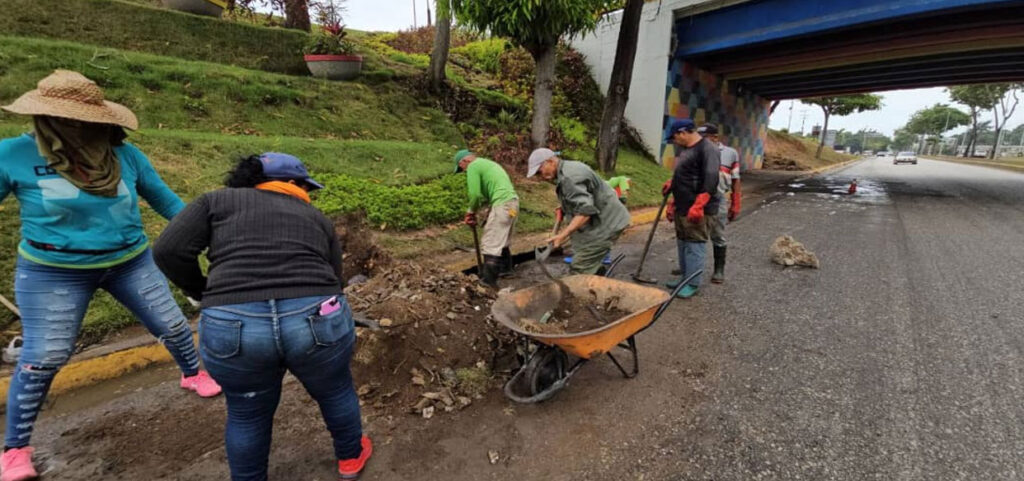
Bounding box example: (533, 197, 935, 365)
(552, 116, 592, 151)
(305, 22, 356, 55)
(452, 38, 508, 74)
(314, 174, 467, 230)
(385, 25, 478, 55)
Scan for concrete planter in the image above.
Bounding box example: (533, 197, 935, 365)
(304, 54, 363, 81)
(163, 0, 224, 17)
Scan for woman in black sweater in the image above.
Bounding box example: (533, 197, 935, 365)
(154, 153, 371, 481)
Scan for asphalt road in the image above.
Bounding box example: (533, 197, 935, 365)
(24, 156, 1024, 480)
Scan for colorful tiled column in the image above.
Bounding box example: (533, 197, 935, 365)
(661, 59, 770, 171)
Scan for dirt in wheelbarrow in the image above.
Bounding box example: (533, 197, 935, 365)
(519, 293, 631, 335)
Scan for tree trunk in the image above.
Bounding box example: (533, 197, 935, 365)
(991, 127, 1002, 159)
(965, 108, 978, 157)
(815, 109, 829, 159)
(595, 0, 644, 173)
(226, 0, 235, 11)
(530, 43, 558, 148)
(283, 0, 310, 32)
(769, 100, 781, 116)
(427, 1, 451, 94)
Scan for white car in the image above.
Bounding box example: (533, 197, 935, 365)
(894, 151, 917, 165)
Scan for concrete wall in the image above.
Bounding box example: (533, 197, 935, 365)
(571, 0, 699, 156)
(571, 0, 767, 169)
(661, 60, 769, 170)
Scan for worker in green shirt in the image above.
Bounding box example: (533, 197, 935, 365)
(527, 148, 630, 275)
(454, 150, 519, 287)
(607, 176, 633, 204)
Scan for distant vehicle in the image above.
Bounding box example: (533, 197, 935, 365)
(863, 150, 874, 156)
(894, 151, 918, 165)
(877, 151, 891, 157)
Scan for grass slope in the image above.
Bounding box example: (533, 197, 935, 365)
(0, 36, 461, 144)
(0, 0, 310, 74)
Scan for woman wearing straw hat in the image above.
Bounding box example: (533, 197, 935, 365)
(0, 70, 221, 481)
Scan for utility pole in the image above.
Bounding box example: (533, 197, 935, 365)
(799, 109, 808, 136)
(786, 100, 794, 132)
(412, 0, 417, 28)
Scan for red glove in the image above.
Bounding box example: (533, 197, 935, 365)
(554, 207, 564, 224)
(687, 193, 711, 224)
(464, 212, 477, 226)
(661, 180, 673, 196)
(728, 181, 741, 221)
(665, 199, 675, 222)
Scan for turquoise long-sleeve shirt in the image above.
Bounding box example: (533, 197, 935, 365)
(0, 133, 184, 269)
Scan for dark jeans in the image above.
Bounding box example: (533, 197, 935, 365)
(200, 295, 362, 481)
(6, 251, 199, 448)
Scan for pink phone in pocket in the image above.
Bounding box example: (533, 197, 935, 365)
(319, 296, 341, 316)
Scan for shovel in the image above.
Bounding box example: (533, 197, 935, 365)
(535, 244, 606, 324)
(0, 294, 19, 319)
(631, 193, 671, 284)
(470, 224, 484, 277)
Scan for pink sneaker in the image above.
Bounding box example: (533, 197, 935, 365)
(1, 447, 37, 481)
(180, 370, 222, 398)
(338, 436, 372, 480)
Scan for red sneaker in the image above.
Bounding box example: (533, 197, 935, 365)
(338, 436, 372, 480)
(1, 446, 37, 481)
(180, 370, 222, 398)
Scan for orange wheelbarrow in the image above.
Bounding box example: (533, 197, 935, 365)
(492, 270, 700, 403)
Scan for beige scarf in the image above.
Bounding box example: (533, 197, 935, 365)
(33, 116, 123, 197)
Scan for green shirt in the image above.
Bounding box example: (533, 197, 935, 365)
(465, 157, 517, 211)
(556, 160, 630, 244)
(607, 176, 632, 196)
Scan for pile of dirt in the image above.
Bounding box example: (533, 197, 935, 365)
(764, 130, 814, 170)
(770, 235, 820, 268)
(518, 292, 630, 335)
(345, 260, 518, 420)
(334, 213, 389, 285)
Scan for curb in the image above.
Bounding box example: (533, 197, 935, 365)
(0, 335, 196, 405)
(928, 157, 1024, 173)
(793, 158, 861, 181)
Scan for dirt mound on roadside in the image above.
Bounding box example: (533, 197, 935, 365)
(345, 260, 518, 420)
(334, 213, 390, 284)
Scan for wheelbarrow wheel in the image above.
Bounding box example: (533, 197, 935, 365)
(526, 347, 569, 396)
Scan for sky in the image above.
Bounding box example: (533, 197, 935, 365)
(767, 87, 1024, 139)
(341, 1, 1024, 141)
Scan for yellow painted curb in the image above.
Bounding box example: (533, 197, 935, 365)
(0, 335, 196, 405)
(930, 157, 1024, 172)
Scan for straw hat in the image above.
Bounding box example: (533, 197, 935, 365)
(1, 70, 138, 130)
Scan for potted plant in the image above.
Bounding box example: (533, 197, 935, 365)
(163, 0, 226, 17)
(304, 21, 362, 81)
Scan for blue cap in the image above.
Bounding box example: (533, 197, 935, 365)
(259, 152, 324, 190)
(666, 119, 696, 140)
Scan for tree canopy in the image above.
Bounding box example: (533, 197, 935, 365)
(801, 94, 884, 118)
(452, 0, 613, 55)
(904, 103, 970, 136)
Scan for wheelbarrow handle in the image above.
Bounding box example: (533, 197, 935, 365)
(651, 269, 703, 322)
(603, 253, 627, 278)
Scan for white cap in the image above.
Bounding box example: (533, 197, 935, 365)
(527, 148, 557, 178)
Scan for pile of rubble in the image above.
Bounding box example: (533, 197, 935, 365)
(345, 260, 518, 419)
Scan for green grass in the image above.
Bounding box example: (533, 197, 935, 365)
(0, 36, 463, 144)
(0, 0, 310, 74)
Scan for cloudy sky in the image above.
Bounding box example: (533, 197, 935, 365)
(344, 0, 1023, 140)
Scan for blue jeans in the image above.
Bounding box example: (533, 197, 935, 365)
(6, 250, 200, 448)
(677, 239, 706, 287)
(199, 295, 362, 481)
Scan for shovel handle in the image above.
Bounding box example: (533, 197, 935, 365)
(0, 294, 19, 319)
(632, 193, 671, 280)
(470, 224, 484, 274)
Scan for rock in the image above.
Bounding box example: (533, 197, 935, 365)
(440, 367, 458, 386)
(422, 406, 435, 419)
(347, 274, 369, 286)
(769, 235, 820, 268)
(488, 450, 499, 465)
(379, 318, 394, 327)
(446, 312, 458, 320)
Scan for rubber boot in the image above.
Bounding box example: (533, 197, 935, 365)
(480, 255, 501, 288)
(500, 247, 514, 278)
(711, 245, 726, 284)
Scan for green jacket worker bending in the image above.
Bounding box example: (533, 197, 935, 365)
(527, 148, 630, 275)
(454, 150, 519, 287)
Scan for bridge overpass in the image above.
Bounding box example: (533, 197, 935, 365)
(573, 0, 1024, 170)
